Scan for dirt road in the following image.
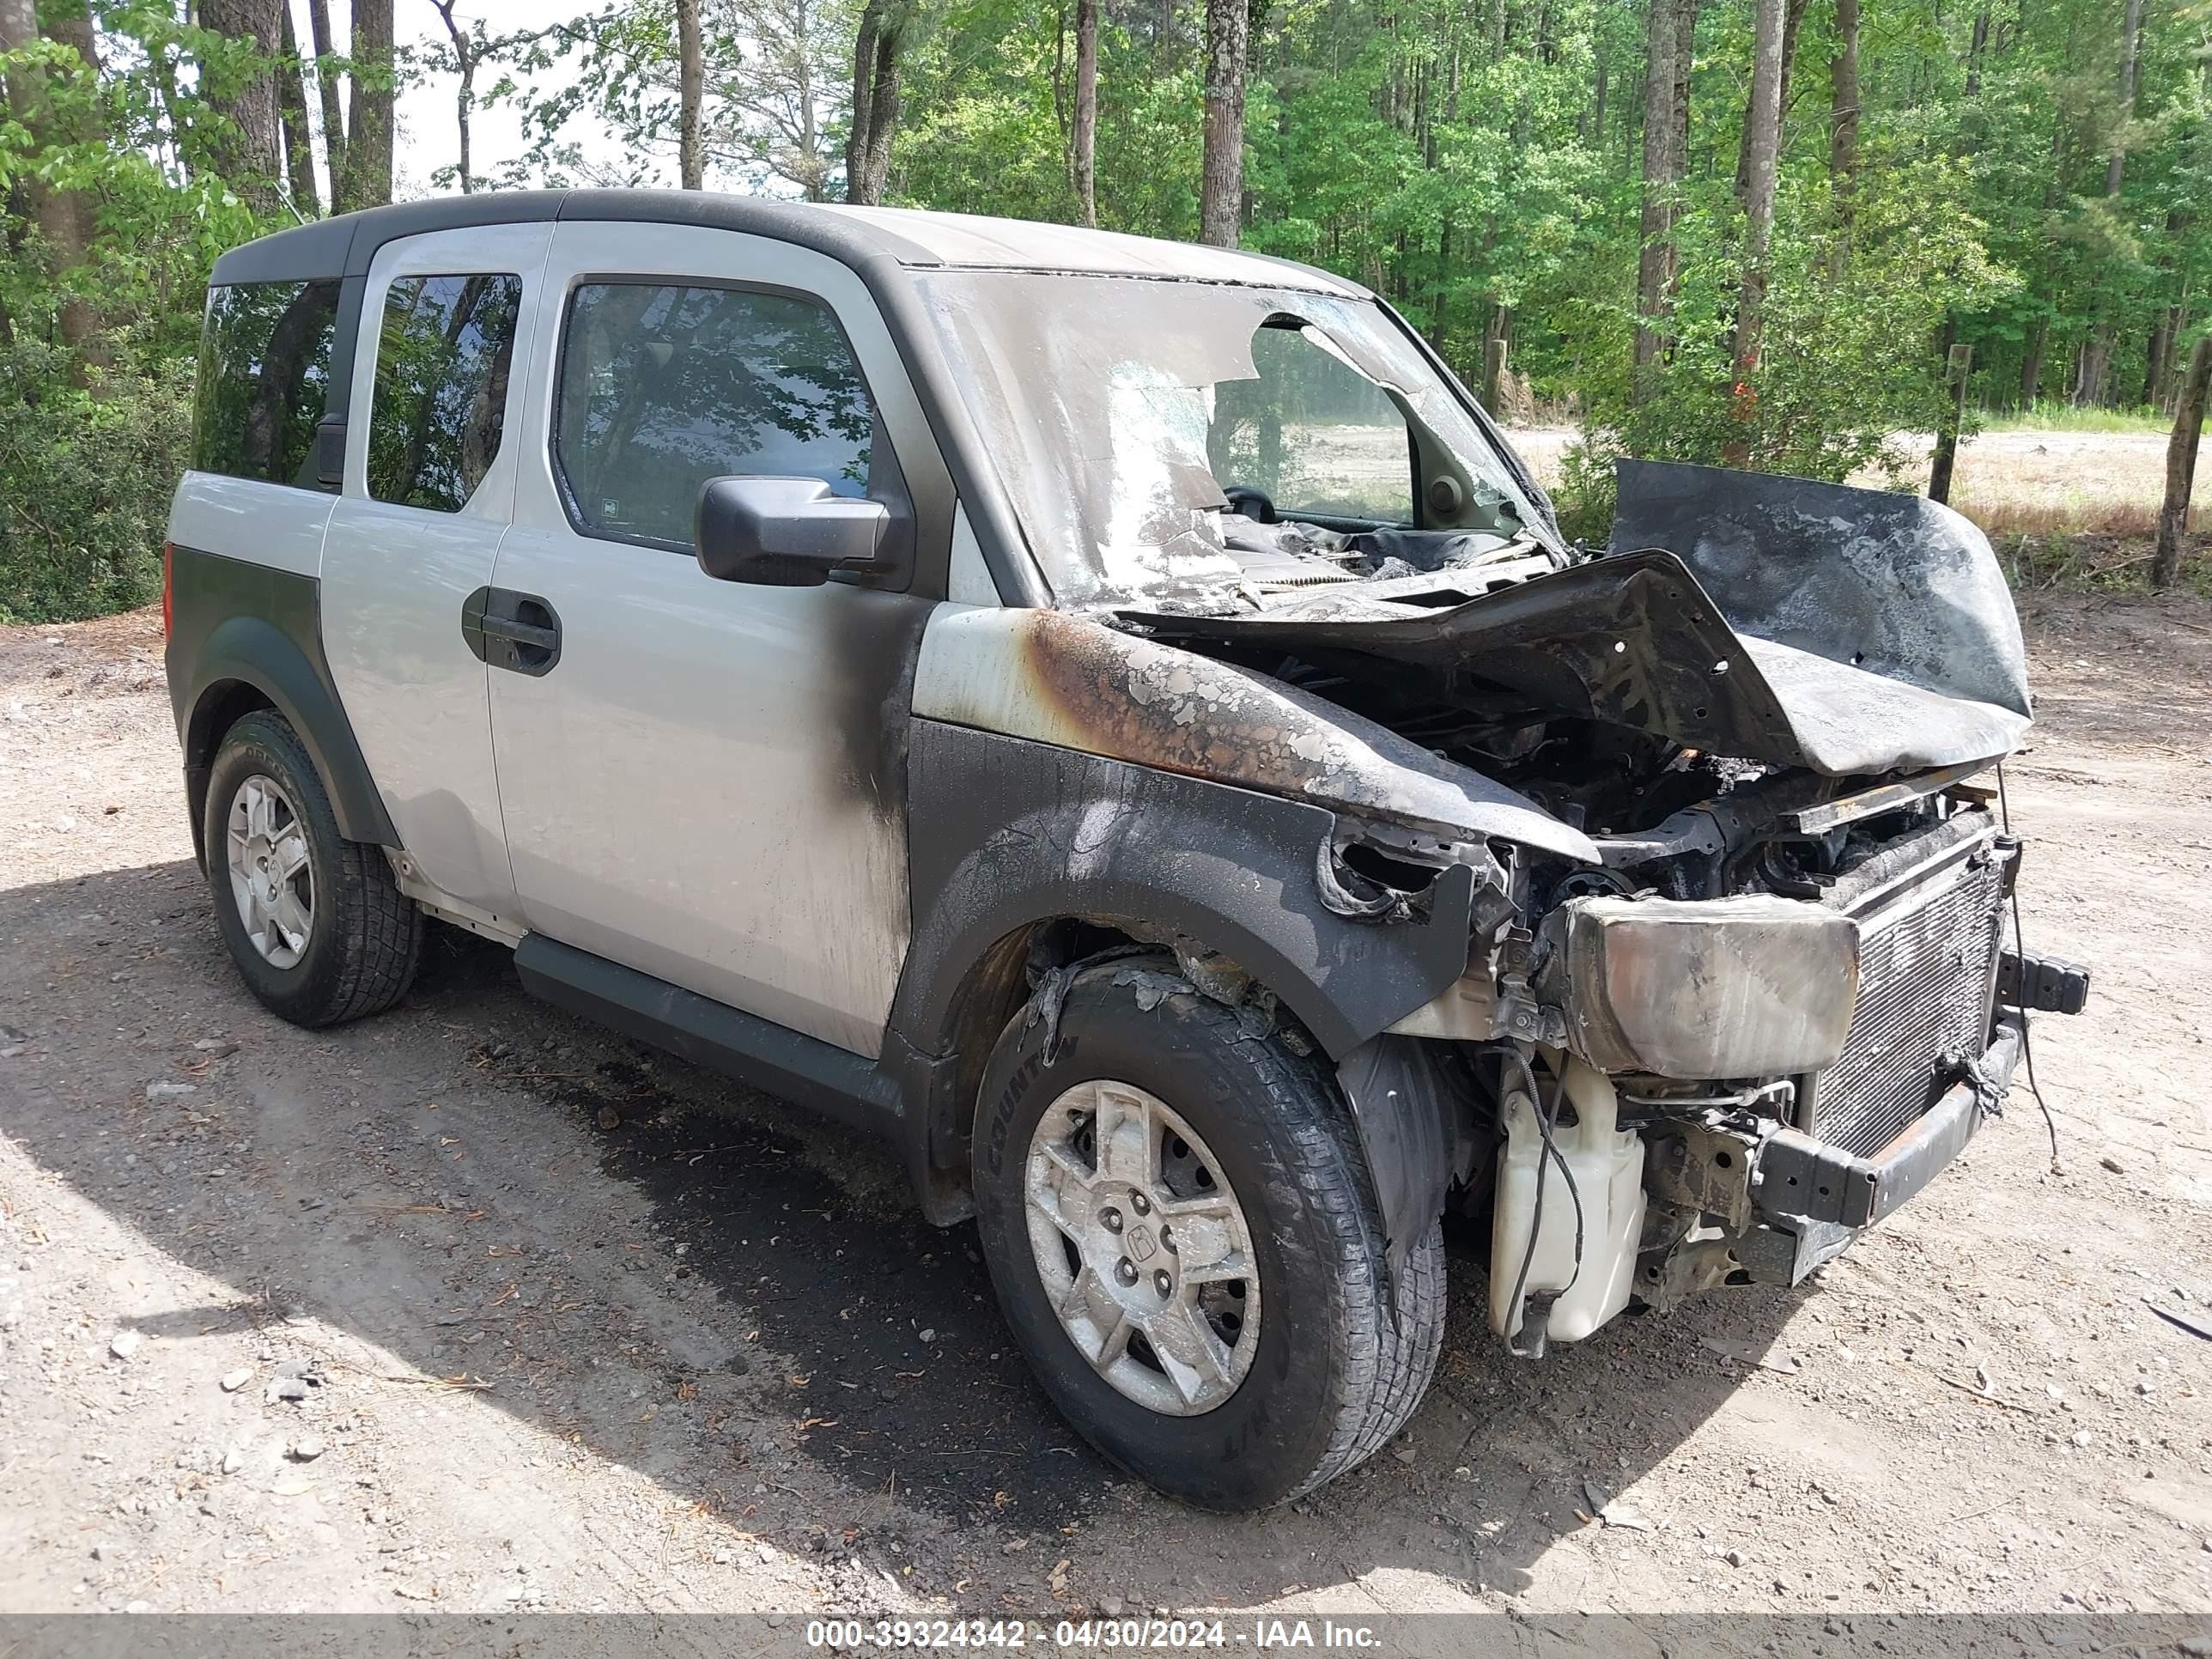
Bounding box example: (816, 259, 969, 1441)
(2, 601, 2209, 1628)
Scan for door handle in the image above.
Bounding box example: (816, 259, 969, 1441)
(479, 613, 559, 652)
(462, 587, 562, 676)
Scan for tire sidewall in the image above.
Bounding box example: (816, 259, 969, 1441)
(974, 967, 1365, 1510)
(203, 714, 356, 1026)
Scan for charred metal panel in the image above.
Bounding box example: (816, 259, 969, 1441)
(890, 720, 1480, 1066)
(1610, 459, 2032, 719)
(1735, 636, 2027, 775)
(910, 605, 1597, 861)
(1126, 549, 2028, 776)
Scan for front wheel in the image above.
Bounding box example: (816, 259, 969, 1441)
(972, 958, 1445, 1510)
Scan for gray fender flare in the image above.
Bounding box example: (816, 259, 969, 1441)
(180, 614, 398, 850)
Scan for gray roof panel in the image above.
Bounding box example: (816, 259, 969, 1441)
(204, 189, 1367, 295)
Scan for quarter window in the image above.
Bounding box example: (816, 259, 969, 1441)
(191, 279, 342, 488)
(554, 283, 877, 549)
(367, 274, 524, 513)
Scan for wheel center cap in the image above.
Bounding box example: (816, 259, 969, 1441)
(1127, 1224, 1158, 1263)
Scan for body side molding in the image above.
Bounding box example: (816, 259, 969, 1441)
(514, 934, 906, 1139)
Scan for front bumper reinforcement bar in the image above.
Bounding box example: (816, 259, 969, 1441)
(1755, 1012, 2026, 1232)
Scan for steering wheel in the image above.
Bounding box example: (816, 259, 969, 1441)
(1222, 484, 1277, 524)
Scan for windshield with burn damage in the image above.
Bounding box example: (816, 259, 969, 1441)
(915, 270, 1548, 609)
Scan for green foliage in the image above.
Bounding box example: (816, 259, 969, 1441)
(1587, 153, 2014, 482)
(8, 0, 2212, 625)
(1, 3, 280, 622)
(0, 343, 191, 623)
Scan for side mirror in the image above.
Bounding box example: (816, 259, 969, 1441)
(695, 475, 890, 587)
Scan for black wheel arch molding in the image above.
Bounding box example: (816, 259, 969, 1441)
(878, 719, 1480, 1224)
(167, 544, 398, 866)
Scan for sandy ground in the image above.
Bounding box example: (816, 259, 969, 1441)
(2, 602, 2209, 1632)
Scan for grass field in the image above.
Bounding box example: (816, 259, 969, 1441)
(1986, 401, 2176, 436)
(1504, 422, 2191, 543)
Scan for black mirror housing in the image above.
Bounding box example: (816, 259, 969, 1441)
(695, 476, 892, 587)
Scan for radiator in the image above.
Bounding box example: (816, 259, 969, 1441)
(1809, 840, 2008, 1160)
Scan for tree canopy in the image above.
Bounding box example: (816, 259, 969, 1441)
(3, 0, 2209, 617)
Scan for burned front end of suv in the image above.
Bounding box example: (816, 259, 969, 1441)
(912, 264, 2087, 1359)
(1114, 460, 2088, 1355)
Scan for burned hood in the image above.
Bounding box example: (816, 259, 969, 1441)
(1609, 459, 2031, 720)
(909, 605, 1601, 861)
(1121, 464, 2032, 779)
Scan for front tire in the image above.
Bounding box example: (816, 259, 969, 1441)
(204, 710, 421, 1028)
(973, 958, 1445, 1510)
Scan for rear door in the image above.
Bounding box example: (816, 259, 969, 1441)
(319, 222, 554, 915)
(484, 220, 949, 1058)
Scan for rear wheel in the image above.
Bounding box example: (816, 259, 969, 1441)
(204, 710, 421, 1028)
(973, 958, 1445, 1510)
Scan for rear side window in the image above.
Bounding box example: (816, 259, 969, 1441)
(191, 279, 342, 487)
(368, 274, 525, 513)
(554, 282, 876, 549)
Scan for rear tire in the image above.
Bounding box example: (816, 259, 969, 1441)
(972, 957, 1445, 1510)
(204, 710, 421, 1028)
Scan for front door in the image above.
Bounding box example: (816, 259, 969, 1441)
(484, 220, 947, 1058)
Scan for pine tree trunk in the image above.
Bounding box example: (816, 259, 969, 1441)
(2146, 309, 2175, 408)
(857, 30, 902, 204)
(1073, 0, 1098, 225)
(1, 0, 104, 358)
(847, 2, 879, 199)
(848, 2, 904, 206)
(1480, 304, 1511, 413)
(678, 0, 704, 188)
(336, 0, 394, 213)
(1727, 0, 1784, 462)
(201, 0, 286, 216)
(307, 0, 346, 191)
(1669, 0, 1696, 179)
(277, 3, 320, 212)
(2152, 336, 2210, 588)
(2105, 0, 2143, 197)
(2020, 317, 2046, 408)
(1736, 0, 1805, 199)
(1198, 0, 1249, 246)
(1829, 0, 1860, 241)
(1632, 0, 1685, 378)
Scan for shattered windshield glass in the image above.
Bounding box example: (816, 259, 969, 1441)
(916, 270, 1549, 609)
